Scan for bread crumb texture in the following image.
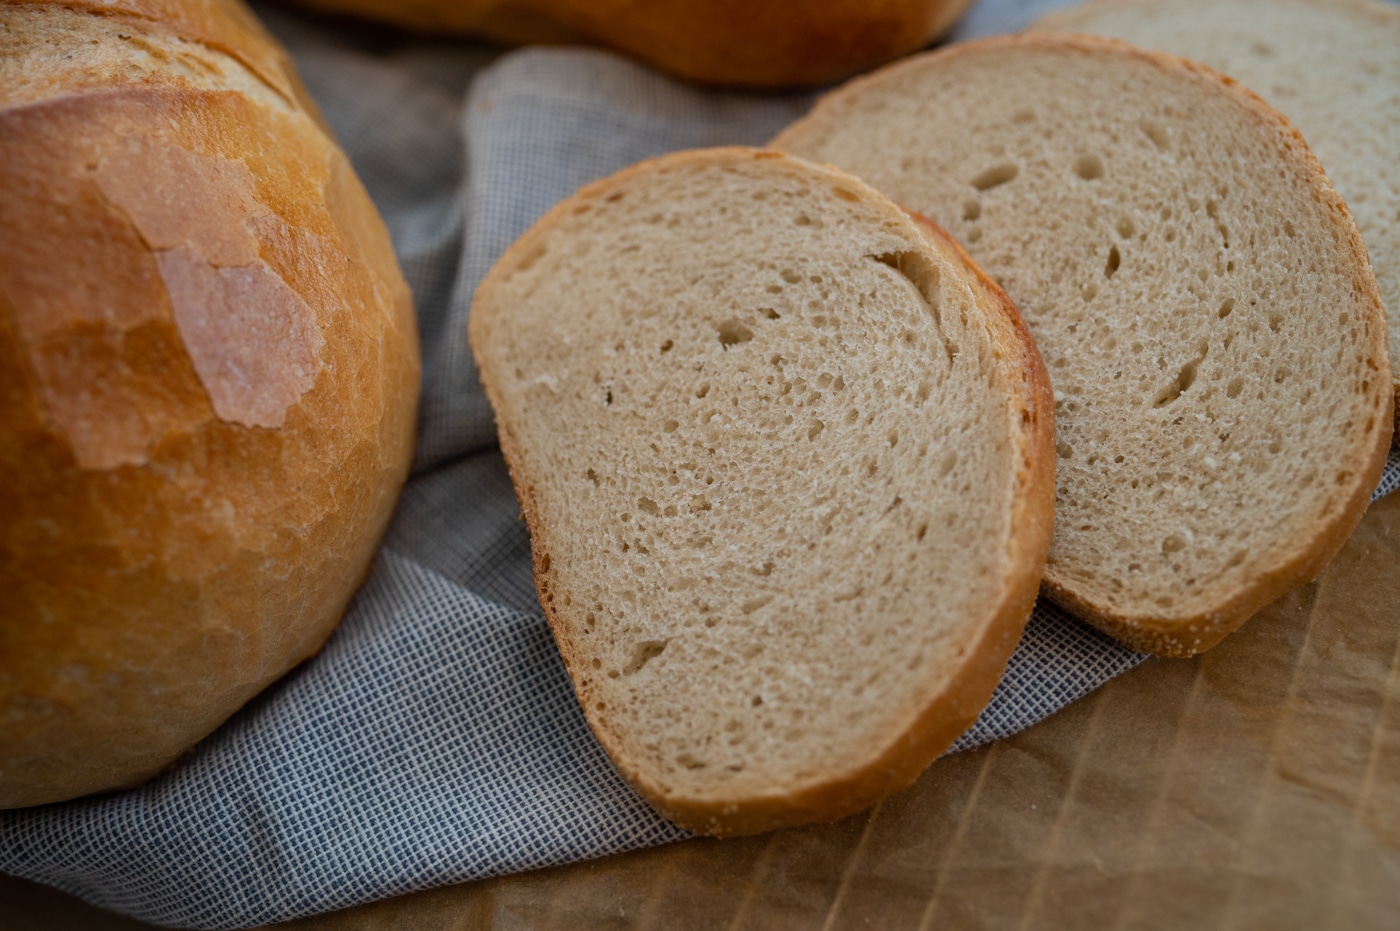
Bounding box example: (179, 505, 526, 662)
(776, 35, 1392, 654)
(1031, 0, 1400, 422)
(0, 1, 419, 807)
(471, 149, 1053, 834)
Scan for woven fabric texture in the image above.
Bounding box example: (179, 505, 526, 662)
(1, 0, 1397, 927)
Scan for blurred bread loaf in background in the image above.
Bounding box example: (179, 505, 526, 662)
(286, 0, 976, 87)
(0, 0, 420, 808)
(1030, 0, 1400, 434)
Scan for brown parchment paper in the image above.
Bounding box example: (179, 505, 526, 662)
(4, 490, 1396, 930)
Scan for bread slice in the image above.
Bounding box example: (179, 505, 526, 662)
(469, 148, 1055, 836)
(774, 35, 1393, 656)
(1030, 0, 1400, 439)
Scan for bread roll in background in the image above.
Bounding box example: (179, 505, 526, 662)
(0, 0, 420, 808)
(285, 0, 976, 88)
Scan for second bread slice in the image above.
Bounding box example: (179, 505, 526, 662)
(775, 35, 1394, 656)
(469, 148, 1055, 836)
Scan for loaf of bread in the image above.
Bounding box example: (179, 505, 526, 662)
(469, 148, 1055, 836)
(775, 35, 1393, 656)
(288, 0, 975, 88)
(1030, 0, 1400, 439)
(0, 0, 420, 807)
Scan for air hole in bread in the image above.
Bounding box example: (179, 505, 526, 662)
(970, 163, 1019, 191)
(1218, 298, 1235, 319)
(1140, 120, 1169, 149)
(623, 639, 669, 676)
(1155, 351, 1202, 408)
(759, 307, 781, 320)
(871, 251, 955, 362)
(831, 186, 861, 202)
(1104, 245, 1121, 279)
(963, 200, 981, 221)
(676, 752, 705, 769)
(1162, 534, 1187, 554)
(716, 319, 753, 348)
(741, 595, 773, 614)
(1117, 217, 1137, 239)
(1057, 441, 1074, 459)
(663, 419, 679, 433)
(660, 339, 673, 352)
(808, 420, 825, 440)
(781, 269, 802, 284)
(1073, 154, 1105, 180)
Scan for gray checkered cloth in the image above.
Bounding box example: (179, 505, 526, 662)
(2, 1, 1398, 927)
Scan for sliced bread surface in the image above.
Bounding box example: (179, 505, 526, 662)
(774, 35, 1393, 656)
(1031, 0, 1400, 436)
(469, 148, 1055, 836)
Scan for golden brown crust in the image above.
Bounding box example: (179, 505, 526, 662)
(290, 0, 976, 88)
(6, 0, 322, 118)
(775, 33, 1394, 657)
(470, 147, 1055, 836)
(0, 0, 419, 807)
